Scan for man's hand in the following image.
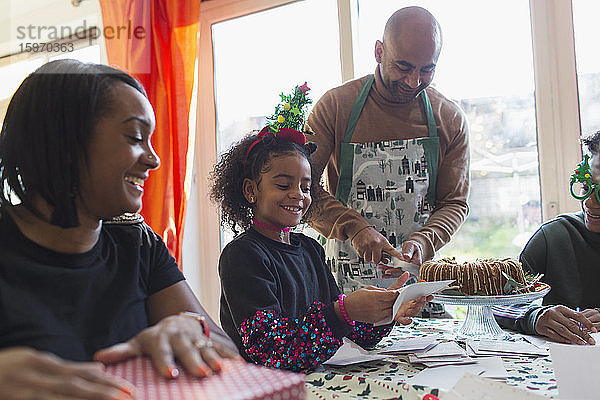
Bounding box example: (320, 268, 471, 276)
(351, 226, 402, 263)
(581, 308, 600, 330)
(535, 305, 597, 345)
(401, 240, 423, 266)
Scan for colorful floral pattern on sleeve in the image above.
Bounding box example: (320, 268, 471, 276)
(348, 322, 394, 349)
(239, 301, 343, 372)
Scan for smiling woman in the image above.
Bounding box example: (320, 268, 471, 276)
(79, 82, 159, 221)
(0, 59, 239, 400)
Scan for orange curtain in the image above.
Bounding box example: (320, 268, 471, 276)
(99, 0, 200, 265)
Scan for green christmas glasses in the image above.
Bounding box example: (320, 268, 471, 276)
(570, 154, 600, 203)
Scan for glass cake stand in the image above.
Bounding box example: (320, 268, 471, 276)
(432, 284, 551, 340)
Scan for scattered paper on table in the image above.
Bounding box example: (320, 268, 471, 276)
(550, 341, 600, 399)
(518, 334, 551, 350)
(377, 336, 438, 354)
(476, 357, 508, 379)
(405, 363, 486, 390)
(440, 372, 546, 400)
(406, 357, 506, 390)
(375, 280, 455, 326)
(467, 339, 548, 357)
(519, 331, 600, 350)
(409, 354, 475, 367)
(414, 341, 466, 359)
(324, 337, 388, 366)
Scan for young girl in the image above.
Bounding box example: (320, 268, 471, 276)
(210, 84, 430, 372)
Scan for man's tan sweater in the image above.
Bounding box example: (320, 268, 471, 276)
(306, 66, 470, 261)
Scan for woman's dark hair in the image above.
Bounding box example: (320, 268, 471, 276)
(583, 131, 600, 155)
(210, 132, 319, 235)
(0, 59, 147, 227)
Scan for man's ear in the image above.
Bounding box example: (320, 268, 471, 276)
(374, 40, 384, 63)
(242, 178, 257, 204)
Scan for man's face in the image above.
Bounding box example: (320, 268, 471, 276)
(582, 154, 600, 232)
(375, 30, 440, 104)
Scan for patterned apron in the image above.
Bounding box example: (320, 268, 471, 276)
(325, 75, 445, 316)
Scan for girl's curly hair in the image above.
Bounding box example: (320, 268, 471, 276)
(209, 132, 320, 235)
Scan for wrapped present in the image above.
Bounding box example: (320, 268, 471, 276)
(106, 357, 305, 400)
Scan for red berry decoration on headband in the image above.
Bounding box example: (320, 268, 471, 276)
(299, 82, 310, 94)
(244, 83, 314, 168)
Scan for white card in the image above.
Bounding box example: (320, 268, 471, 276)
(375, 280, 455, 326)
(550, 342, 600, 399)
(441, 372, 547, 400)
(406, 363, 486, 390)
(476, 339, 548, 356)
(377, 336, 439, 354)
(420, 358, 476, 368)
(406, 357, 507, 390)
(476, 357, 508, 379)
(415, 341, 466, 359)
(324, 337, 388, 366)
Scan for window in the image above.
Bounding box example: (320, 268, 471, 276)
(572, 1, 600, 137)
(353, 0, 541, 259)
(211, 0, 342, 247)
(0, 37, 101, 122)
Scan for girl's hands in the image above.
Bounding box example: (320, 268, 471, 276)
(394, 295, 433, 325)
(342, 286, 398, 324)
(0, 347, 135, 400)
(340, 272, 431, 325)
(94, 315, 241, 379)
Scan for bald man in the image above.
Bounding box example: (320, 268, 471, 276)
(307, 7, 469, 316)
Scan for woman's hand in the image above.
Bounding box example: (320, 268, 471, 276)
(535, 305, 597, 345)
(94, 315, 241, 379)
(0, 347, 135, 400)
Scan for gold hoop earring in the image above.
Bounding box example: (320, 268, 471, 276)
(249, 196, 255, 203)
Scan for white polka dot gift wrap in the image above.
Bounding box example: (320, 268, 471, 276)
(106, 357, 305, 400)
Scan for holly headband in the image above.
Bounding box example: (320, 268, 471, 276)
(243, 82, 315, 169)
(570, 154, 600, 203)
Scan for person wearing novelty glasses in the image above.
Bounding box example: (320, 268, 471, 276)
(496, 131, 600, 345)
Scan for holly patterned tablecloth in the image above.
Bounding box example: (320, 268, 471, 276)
(305, 318, 558, 400)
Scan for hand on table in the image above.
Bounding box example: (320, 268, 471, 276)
(0, 347, 135, 400)
(535, 305, 597, 345)
(351, 226, 403, 264)
(581, 308, 600, 330)
(94, 314, 241, 379)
